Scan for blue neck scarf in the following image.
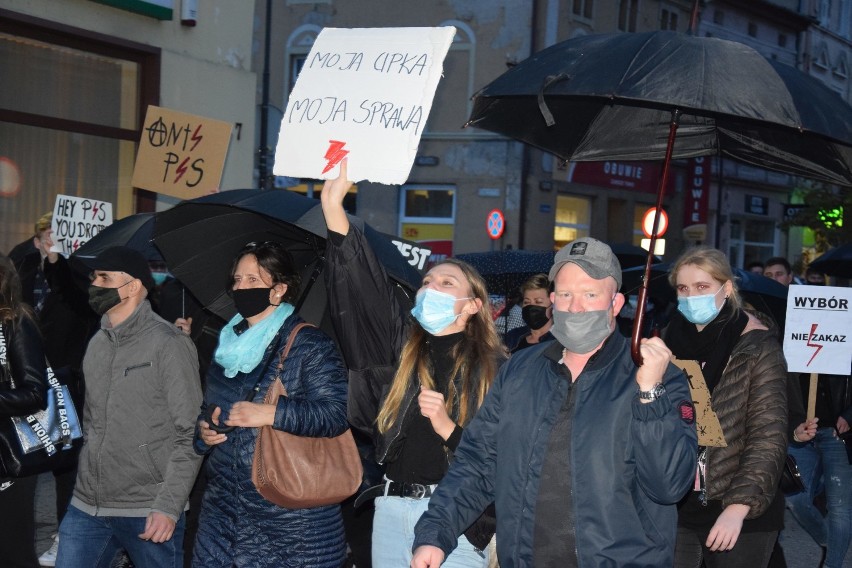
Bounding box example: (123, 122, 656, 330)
(214, 303, 294, 378)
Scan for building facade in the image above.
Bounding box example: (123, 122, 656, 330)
(0, 0, 256, 253)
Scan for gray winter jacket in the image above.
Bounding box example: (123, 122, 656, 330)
(72, 300, 202, 521)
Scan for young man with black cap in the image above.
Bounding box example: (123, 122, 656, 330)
(412, 237, 697, 568)
(55, 246, 202, 568)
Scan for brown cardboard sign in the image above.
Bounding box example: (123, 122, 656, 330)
(671, 357, 727, 447)
(132, 106, 233, 199)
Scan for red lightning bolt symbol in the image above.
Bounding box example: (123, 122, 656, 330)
(174, 157, 191, 183)
(806, 323, 824, 366)
(190, 125, 203, 151)
(322, 140, 349, 174)
(91, 202, 99, 219)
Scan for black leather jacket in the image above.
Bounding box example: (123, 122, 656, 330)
(0, 314, 48, 418)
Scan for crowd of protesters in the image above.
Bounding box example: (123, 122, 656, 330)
(1, 169, 850, 568)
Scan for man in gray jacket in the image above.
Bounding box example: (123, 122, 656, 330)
(56, 246, 202, 568)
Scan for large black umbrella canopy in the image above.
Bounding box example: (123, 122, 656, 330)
(455, 249, 555, 297)
(72, 212, 160, 261)
(467, 30, 852, 185)
(153, 189, 422, 322)
(809, 243, 852, 278)
(469, 30, 852, 363)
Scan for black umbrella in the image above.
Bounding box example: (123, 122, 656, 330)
(72, 212, 160, 261)
(455, 249, 555, 297)
(809, 243, 852, 279)
(466, 29, 852, 363)
(152, 189, 422, 323)
(610, 243, 661, 269)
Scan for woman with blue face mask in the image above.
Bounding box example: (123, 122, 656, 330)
(320, 160, 505, 568)
(663, 247, 789, 568)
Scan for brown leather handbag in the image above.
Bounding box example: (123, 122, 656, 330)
(252, 323, 363, 508)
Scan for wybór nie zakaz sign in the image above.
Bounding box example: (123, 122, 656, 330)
(132, 106, 233, 199)
(274, 27, 455, 185)
(50, 194, 113, 255)
(783, 284, 851, 375)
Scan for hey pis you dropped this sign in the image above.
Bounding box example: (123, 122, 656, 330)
(783, 285, 852, 375)
(274, 27, 456, 185)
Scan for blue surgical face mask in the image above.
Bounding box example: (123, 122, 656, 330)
(151, 272, 170, 286)
(677, 286, 725, 325)
(411, 289, 472, 335)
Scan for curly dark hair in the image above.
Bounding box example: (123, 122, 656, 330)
(227, 241, 301, 304)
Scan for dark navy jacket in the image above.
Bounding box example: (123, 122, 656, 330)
(414, 332, 697, 567)
(192, 313, 349, 568)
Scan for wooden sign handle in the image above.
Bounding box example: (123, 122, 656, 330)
(807, 372, 818, 420)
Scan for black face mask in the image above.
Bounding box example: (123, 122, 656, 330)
(232, 288, 273, 319)
(522, 304, 550, 330)
(88, 285, 123, 316)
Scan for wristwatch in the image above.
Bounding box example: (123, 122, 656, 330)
(638, 382, 666, 401)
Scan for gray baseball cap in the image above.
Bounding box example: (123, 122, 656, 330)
(549, 238, 622, 289)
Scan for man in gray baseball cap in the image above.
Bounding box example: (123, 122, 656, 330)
(413, 237, 696, 568)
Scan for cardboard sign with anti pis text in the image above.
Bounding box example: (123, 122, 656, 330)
(274, 27, 456, 185)
(132, 106, 233, 199)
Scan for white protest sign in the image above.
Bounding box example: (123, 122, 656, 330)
(274, 27, 456, 185)
(50, 194, 113, 255)
(783, 284, 852, 375)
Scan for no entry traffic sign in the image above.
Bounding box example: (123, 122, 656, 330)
(487, 209, 505, 240)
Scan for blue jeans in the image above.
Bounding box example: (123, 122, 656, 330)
(56, 505, 185, 568)
(786, 429, 852, 568)
(372, 494, 489, 568)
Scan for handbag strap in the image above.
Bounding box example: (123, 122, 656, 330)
(244, 321, 314, 401)
(272, 322, 314, 396)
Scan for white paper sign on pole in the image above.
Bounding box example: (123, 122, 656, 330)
(273, 27, 456, 185)
(783, 284, 852, 375)
(50, 194, 113, 255)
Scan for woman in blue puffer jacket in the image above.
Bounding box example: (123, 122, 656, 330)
(192, 241, 349, 568)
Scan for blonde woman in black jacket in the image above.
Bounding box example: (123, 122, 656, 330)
(664, 247, 788, 568)
(0, 255, 48, 568)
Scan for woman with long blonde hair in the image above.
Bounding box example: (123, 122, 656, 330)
(321, 160, 504, 568)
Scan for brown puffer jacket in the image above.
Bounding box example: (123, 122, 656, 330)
(705, 325, 788, 519)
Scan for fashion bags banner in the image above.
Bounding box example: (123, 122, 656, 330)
(0, 326, 83, 478)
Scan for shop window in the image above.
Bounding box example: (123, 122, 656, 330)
(0, 15, 157, 252)
(399, 185, 456, 261)
(554, 195, 590, 249)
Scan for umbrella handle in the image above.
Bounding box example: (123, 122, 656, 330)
(202, 404, 236, 434)
(631, 109, 680, 366)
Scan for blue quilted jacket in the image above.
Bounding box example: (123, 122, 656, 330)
(191, 313, 349, 568)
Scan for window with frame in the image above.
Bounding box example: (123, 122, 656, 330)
(0, 15, 157, 253)
(661, 8, 678, 31)
(554, 195, 590, 249)
(399, 185, 456, 245)
(573, 0, 594, 20)
(619, 0, 639, 32)
(748, 22, 758, 38)
(728, 217, 776, 270)
(425, 21, 474, 135)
